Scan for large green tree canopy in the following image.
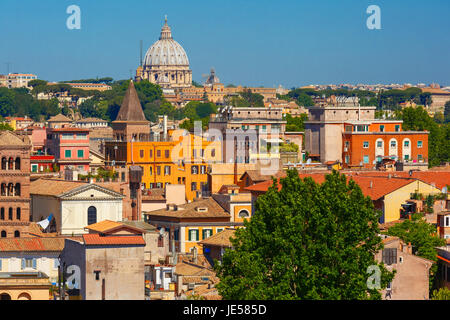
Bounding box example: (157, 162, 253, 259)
(216, 170, 394, 300)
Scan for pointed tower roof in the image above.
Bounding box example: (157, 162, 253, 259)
(114, 80, 148, 122)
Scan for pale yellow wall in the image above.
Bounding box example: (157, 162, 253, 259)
(0, 255, 59, 283)
(384, 181, 441, 222)
(0, 288, 50, 300)
(85, 246, 144, 300)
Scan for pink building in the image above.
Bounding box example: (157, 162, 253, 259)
(17, 126, 46, 154)
(45, 128, 91, 172)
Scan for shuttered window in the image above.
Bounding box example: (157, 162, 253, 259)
(382, 248, 397, 265)
(188, 229, 199, 241)
(202, 229, 213, 240)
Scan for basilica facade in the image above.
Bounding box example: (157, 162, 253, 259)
(136, 17, 192, 90)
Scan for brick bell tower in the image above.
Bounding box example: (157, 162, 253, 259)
(111, 80, 150, 142)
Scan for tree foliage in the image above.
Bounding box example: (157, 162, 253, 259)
(431, 287, 450, 300)
(285, 113, 308, 132)
(215, 170, 394, 300)
(398, 106, 450, 167)
(386, 217, 445, 262)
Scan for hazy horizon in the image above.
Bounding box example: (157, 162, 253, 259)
(1, 0, 449, 88)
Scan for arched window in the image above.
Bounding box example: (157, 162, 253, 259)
(238, 210, 250, 218)
(1, 231, 6, 238)
(16, 207, 21, 220)
(87, 206, 97, 225)
(1, 157, 6, 170)
(8, 208, 13, 220)
(17, 292, 31, 300)
(14, 230, 20, 238)
(8, 157, 13, 170)
(15, 157, 20, 170)
(0, 293, 11, 300)
(15, 183, 20, 196)
(7, 183, 14, 196)
(0, 208, 4, 220)
(0, 183, 5, 196)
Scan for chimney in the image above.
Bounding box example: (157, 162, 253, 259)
(163, 115, 168, 137)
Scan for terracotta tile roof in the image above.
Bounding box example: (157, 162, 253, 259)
(30, 178, 123, 198)
(30, 178, 87, 196)
(47, 114, 72, 122)
(142, 188, 165, 201)
(27, 222, 60, 238)
(82, 234, 145, 246)
(145, 198, 230, 219)
(379, 220, 404, 232)
(175, 261, 217, 277)
(199, 229, 235, 247)
(0, 130, 31, 146)
(347, 175, 415, 200)
(245, 172, 431, 200)
(0, 237, 66, 252)
(186, 284, 221, 300)
(50, 128, 89, 132)
(84, 220, 123, 233)
(240, 170, 286, 183)
(354, 171, 450, 190)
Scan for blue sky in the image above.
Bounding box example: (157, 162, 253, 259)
(0, 0, 449, 88)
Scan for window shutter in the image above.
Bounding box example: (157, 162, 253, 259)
(21, 258, 25, 270)
(32, 258, 37, 269)
(195, 230, 199, 241)
(202, 229, 206, 240)
(0, 258, 2, 271)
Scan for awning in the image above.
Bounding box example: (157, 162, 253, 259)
(262, 138, 284, 144)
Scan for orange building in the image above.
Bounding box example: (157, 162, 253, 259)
(342, 120, 429, 169)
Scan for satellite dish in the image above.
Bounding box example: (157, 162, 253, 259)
(159, 227, 165, 236)
(442, 186, 448, 194)
(306, 159, 311, 164)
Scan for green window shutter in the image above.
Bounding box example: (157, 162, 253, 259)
(77, 150, 84, 158)
(202, 229, 206, 240)
(65, 150, 71, 158)
(0, 258, 2, 270)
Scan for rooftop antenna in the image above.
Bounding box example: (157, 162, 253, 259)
(140, 40, 143, 66)
(5, 62, 11, 74)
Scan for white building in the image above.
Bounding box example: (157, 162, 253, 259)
(0, 237, 65, 284)
(30, 179, 124, 235)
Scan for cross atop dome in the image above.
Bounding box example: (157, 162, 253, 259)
(160, 15, 172, 40)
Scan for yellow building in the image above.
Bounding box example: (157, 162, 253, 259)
(105, 81, 222, 202)
(0, 272, 51, 300)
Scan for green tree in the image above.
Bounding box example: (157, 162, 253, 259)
(0, 87, 16, 117)
(215, 170, 394, 300)
(431, 287, 450, 300)
(0, 122, 14, 131)
(386, 216, 445, 290)
(386, 218, 445, 262)
(444, 101, 450, 124)
(285, 113, 308, 132)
